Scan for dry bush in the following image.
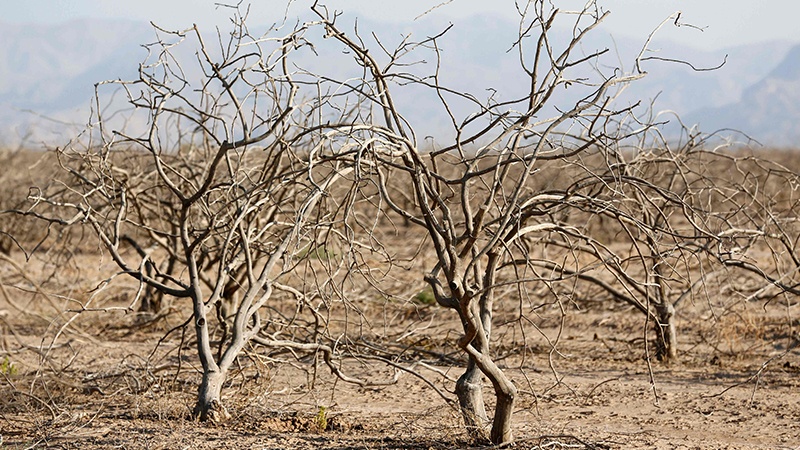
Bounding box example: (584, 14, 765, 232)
(308, 0, 800, 443)
(9, 5, 410, 426)
(0, 149, 67, 255)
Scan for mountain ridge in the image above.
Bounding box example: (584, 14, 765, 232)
(683, 42, 800, 146)
(0, 16, 795, 147)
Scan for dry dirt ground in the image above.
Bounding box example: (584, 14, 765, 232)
(1, 249, 799, 450)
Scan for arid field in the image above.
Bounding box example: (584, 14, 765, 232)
(2, 4, 800, 446)
(1, 192, 799, 449)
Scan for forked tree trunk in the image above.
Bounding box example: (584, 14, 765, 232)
(455, 359, 490, 442)
(193, 369, 231, 423)
(655, 302, 678, 361)
(459, 350, 517, 444)
(456, 304, 517, 444)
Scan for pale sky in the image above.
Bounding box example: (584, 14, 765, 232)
(4, 1, 800, 51)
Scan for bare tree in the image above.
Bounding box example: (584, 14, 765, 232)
(306, 0, 750, 443)
(699, 150, 800, 310)
(19, 9, 385, 422)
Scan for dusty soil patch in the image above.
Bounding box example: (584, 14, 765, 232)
(2, 248, 799, 449)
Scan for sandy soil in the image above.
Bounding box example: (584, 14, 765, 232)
(1, 249, 799, 450)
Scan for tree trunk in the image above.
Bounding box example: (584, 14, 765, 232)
(455, 359, 490, 442)
(457, 314, 517, 444)
(655, 302, 678, 361)
(193, 369, 231, 423)
(489, 379, 516, 445)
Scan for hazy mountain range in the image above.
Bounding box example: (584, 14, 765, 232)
(0, 15, 797, 148)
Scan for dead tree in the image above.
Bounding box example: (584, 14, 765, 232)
(308, 0, 743, 443)
(698, 151, 800, 307)
(20, 11, 381, 421)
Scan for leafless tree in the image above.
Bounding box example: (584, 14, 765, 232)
(18, 9, 389, 422)
(699, 150, 800, 309)
(306, 0, 761, 443)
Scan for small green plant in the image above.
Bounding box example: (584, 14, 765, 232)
(315, 406, 328, 432)
(0, 356, 18, 376)
(297, 244, 337, 261)
(413, 287, 437, 306)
